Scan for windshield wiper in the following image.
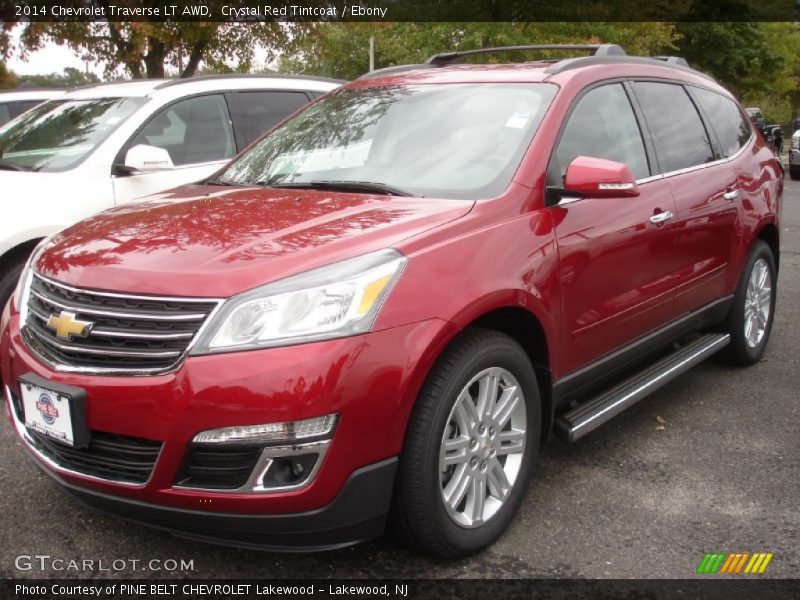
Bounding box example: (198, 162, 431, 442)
(203, 178, 238, 186)
(268, 180, 416, 197)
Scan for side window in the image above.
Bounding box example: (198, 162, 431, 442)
(0, 103, 10, 126)
(555, 83, 650, 181)
(692, 87, 752, 158)
(130, 94, 235, 166)
(230, 91, 310, 146)
(633, 82, 715, 173)
(9, 100, 41, 118)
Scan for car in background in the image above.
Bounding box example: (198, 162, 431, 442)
(0, 74, 342, 311)
(789, 129, 800, 179)
(0, 88, 64, 126)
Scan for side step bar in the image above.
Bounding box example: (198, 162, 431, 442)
(556, 333, 730, 443)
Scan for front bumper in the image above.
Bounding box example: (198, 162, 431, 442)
(789, 149, 800, 166)
(32, 443, 398, 551)
(2, 301, 452, 548)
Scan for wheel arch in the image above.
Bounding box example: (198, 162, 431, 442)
(754, 221, 780, 273)
(405, 294, 557, 447)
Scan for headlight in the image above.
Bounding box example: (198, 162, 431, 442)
(191, 249, 407, 354)
(13, 236, 54, 318)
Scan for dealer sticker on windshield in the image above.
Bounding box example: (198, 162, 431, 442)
(505, 111, 531, 129)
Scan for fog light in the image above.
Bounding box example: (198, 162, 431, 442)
(261, 453, 320, 488)
(192, 414, 337, 445)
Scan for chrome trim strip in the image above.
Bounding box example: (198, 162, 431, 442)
(635, 132, 754, 184)
(29, 307, 193, 341)
(566, 334, 730, 441)
(6, 385, 160, 488)
(22, 327, 184, 376)
(173, 440, 331, 494)
(31, 289, 209, 322)
(91, 329, 194, 341)
(33, 333, 182, 359)
(34, 272, 224, 304)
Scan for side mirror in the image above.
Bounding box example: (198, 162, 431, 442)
(563, 156, 639, 199)
(123, 144, 174, 173)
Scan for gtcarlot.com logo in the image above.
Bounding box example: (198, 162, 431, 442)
(15, 554, 194, 573)
(696, 552, 773, 574)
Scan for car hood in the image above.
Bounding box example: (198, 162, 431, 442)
(36, 184, 474, 297)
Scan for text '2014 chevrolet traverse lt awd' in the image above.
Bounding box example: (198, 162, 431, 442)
(1, 45, 782, 558)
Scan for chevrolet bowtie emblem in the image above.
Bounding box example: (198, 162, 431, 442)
(45, 311, 93, 340)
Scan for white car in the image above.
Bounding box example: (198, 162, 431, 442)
(0, 75, 341, 308)
(0, 88, 64, 126)
(789, 129, 800, 180)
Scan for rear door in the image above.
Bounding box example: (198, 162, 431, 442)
(632, 81, 740, 316)
(549, 82, 678, 373)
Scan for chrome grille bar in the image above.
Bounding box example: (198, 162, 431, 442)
(24, 273, 223, 375)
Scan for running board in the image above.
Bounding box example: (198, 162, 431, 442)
(556, 333, 730, 443)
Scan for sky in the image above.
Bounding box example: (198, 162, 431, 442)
(5, 25, 271, 78)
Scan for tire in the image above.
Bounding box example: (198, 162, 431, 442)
(0, 252, 28, 314)
(391, 328, 541, 558)
(790, 165, 800, 181)
(722, 240, 777, 366)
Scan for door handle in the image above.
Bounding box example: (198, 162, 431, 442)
(649, 211, 674, 225)
(723, 188, 740, 201)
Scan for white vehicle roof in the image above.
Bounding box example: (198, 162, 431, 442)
(64, 74, 343, 101)
(0, 89, 65, 102)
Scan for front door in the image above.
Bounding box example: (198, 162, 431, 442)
(549, 82, 678, 374)
(112, 93, 237, 204)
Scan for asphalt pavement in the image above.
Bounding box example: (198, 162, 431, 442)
(2, 180, 798, 580)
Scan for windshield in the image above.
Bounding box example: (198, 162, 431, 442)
(217, 83, 557, 200)
(0, 97, 146, 172)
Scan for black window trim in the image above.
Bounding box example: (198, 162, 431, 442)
(685, 84, 754, 162)
(629, 79, 718, 177)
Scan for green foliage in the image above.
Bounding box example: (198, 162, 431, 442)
(279, 23, 680, 81)
(16, 67, 99, 88)
(0, 62, 16, 89)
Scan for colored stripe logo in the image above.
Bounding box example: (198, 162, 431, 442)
(696, 552, 773, 574)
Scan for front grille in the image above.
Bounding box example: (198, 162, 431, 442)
(176, 445, 264, 490)
(27, 428, 162, 484)
(24, 273, 219, 372)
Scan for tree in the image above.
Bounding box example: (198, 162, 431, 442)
(280, 23, 680, 81)
(0, 62, 16, 89)
(13, 9, 287, 79)
(16, 67, 100, 88)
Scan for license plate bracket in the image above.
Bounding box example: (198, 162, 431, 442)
(19, 373, 90, 448)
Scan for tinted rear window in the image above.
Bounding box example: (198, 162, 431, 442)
(692, 88, 752, 158)
(633, 82, 715, 174)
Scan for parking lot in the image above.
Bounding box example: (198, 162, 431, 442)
(2, 180, 798, 580)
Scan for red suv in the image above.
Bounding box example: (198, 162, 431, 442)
(0, 45, 782, 558)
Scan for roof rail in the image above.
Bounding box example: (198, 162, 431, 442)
(154, 73, 346, 89)
(426, 44, 626, 65)
(544, 55, 714, 82)
(651, 56, 690, 68)
(357, 64, 435, 80)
